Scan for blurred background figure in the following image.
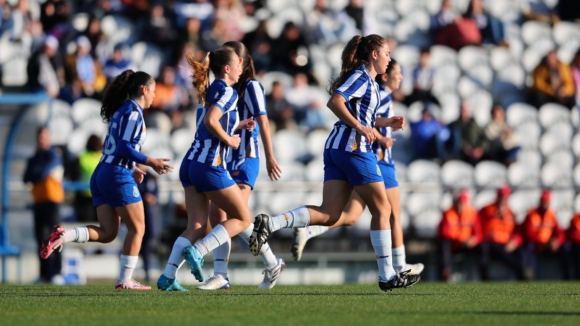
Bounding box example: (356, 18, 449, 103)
(26, 35, 64, 98)
(23, 127, 64, 284)
(563, 212, 580, 280)
(570, 49, 580, 109)
(266, 81, 297, 132)
(70, 134, 102, 223)
(102, 43, 136, 84)
(528, 50, 576, 109)
(438, 190, 481, 281)
(63, 35, 106, 102)
(410, 104, 454, 162)
(447, 101, 487, 166)
(285, 73, 326, 132)
(405, 48, 439, 106)
(477, 186, 523, 281)
(484, 104, 520, 166)
(463, 0, 506, 46)
(519, 189, 566, 280)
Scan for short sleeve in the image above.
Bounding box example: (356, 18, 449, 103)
(334, 69, 368, 102)
(245, 80, 267, 116)
(214, 87, 237, 113)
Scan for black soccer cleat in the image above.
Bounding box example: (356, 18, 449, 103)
(249, 214, 272, 256)
(378, 269, 421, 292)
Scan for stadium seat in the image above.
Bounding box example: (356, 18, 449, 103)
(429, 45, 458, 67)
(574, 192, 580, 213)
(506, 103, 538, 128)
(551, 189, 575, 229)
(521, 21, 552, 46)
(507, 162, 541, 189)
(273, 129, 306, 164)
(79, 118, 108, 138)
(2, 57, 27, 86)
(572, 133, 580, 157)
(432, 63, 461, 96)
(393, 16, 430, 48)
(438, 92, 461, 124)
(508, 189, 542, 223)
(522, 46, 548, 73)
(467, 90, 493, 126)
(406, 159, 440, 184)
(573, 164, 580, 188)
(514, 121, 541, 150)
(393, 45, 420, 76)
(553, 21, 580, 47)
(458, 46, 489, 72)
(489, 46, 515, 72)
(545, 151, 574, 170)
(393, 160, 408, 183)
(306, 129, 330, 157)
(474, 189, 497, 210)
(541, 161, 573, 188)
(539, 125, 573, 157)
(71, 98, 102, 125)
(277, 161, 305, 181)
(406, 191, 445, 238)
(474, 161, 507, 189)
(258, 71, 294, 95)
(457, 76, 480, 99)
(267, 191, 306, 218)
(67, 129, 90, 155)
(170, 128, 194, 157)
(304, 158, 324, 182)
(131, 42, 163, 78)
(441, 160, 474, 189)
(465, 65, 494, 90)
(49, 99, 72, 121)
(146, 111, 173, 136)
(538, 103, 571, 129)
(487, 0, 522, 22)
(141, 128, 170, 153)
(496, 63, 526, 89)
(48, 117, 73, 145)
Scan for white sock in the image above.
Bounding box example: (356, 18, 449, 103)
(64, 227, 89, 243)
(306, 225, 329, 240)
(212, 238, 231, 277)
(163, 237, 191, 279)
(239, 224, 278, 269)
(268, 206, 311, 231)
(194, 224, 230, 257)
(392, 245, 406, 273)
(370, 230, 396, 281)
(119, 255, 138, 282)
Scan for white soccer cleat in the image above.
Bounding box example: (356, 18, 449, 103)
(258, 258, 285, 290)
(291, 228, 308, 261)
(406, 263, 425, 275)
(196, 274, 231, 290)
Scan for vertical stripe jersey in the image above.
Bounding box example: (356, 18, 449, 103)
(324, 64, 381, 153)
(188, 79, 239, 167)
(229, 79, 267, 161)
(100, 99, 148, 171)
(374, 85, 394, 166)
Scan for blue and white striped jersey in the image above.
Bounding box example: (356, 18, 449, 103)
(325, 64, 381, 152)
(229, 79, 267, 161)
(374, 86, 394, 166)
(187, 79, 239, 167)
(100, 99, 148, 170)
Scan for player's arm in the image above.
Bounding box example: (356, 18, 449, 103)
(327, 94, 375, 142)
(204, 105, 240, 149)
(375, 116, 405, 130)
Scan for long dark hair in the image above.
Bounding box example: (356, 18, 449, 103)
(222, 41, 255, 99)
(186, 47, 237, 105)
(100, 70, 154, 122)
(375, 58, 398, 85)
(328, 34, 386, 95)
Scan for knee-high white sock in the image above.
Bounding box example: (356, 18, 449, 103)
(239, 224, 278, 269)
(392, 245, 406, 273)
(306, 225, 329, 240)
(370, 230, 396, 281)
(194, 224, 230, 257)
(119, 255, 138, 282)
(163, 237, 191, 279)
(64, 227, 89, 243)
(212, 238, 231, 277)
(268, 206, 311, 232)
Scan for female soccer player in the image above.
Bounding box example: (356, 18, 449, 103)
(290, 60, 424, 275)
(40, 70, 174, 290)
(157, 47, 255, 291)
(197, 41, 285, 291)
(249, 35, 420, 291)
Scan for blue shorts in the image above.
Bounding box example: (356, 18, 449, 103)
(227, 157, 259, 189)
(379, 162, 398, 189)
(90, 163, 142, 208)
(323, 149, 384, 186)
(179, 158, 235, 192)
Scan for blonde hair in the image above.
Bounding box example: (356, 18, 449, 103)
(186, 47, 237, 105)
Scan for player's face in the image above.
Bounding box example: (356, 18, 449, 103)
(143, 81, 156, 109)
(372, 43, 391, 75)
(226, 53, 243, 84)
(387, 63, 403, 90)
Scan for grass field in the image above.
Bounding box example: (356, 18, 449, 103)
(1, 282, 579, 326)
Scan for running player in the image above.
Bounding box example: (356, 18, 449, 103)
(249, 35, 420, 291)
(40, 70, 174, 290)
(198, 41, 285, 291)
(290, 59, 424, 275)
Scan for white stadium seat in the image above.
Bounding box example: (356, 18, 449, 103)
(48, 117, 73, 146)
(170, 128, 195, 157)
(429, 45, 458, 67)
(552, 189, 575, 229)
(508, 162, 541, 189)
(521, 21, 552, 46)
(508, 189, 542, 223)
(406, 159, 440, 184)
(573, 133, 580, 157)
(538, 103, 571, 129)
(553, 21, 580, 47)
(515, 121, 541, 150)
(506, 103, 538, 128)
(273, 129, 306, 164)
(71, 98, 102, 125)
(467, 90, 493, 127)
(441, 160, 474, 189)
(574, 164, 580, 188)
(458, 46, 488, 72)
(406, 191, 445, 238)
(473, 189, 497, 210)
(541, 161, 573, 188)
(474, 161, 507, 189)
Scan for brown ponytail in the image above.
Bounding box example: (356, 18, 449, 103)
(186, 47, 237, 105)
(328, 34, 386, 94)
(100, 70, 153, 122)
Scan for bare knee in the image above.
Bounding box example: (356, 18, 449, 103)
(100, 232, 118, 243)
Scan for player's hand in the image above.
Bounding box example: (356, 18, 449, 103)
(266, 156, 282, 181)
(238, 117, 256, 132)
(390, 116, 405, 131)
(147, 157, 174, 175)
(228, 135, 241, 149)
(379, 137, 396, 149)
(132, 166, 146, 184)
(355, 125, 376, 143)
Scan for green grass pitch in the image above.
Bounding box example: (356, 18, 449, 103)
(1, 282, 579, 326)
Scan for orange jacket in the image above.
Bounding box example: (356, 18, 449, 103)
(532, 62, 575, 98)
(478, 203, 522, 245)
(439, 205, 482, 245)
(567, 214, 580, 244)
(521, 208, 565, 245)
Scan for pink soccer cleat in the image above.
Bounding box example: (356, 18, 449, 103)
(115, 279, 152, 290)
(40, 225, 66, 259)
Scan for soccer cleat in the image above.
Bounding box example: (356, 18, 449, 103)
(157, 274, 189, 292)
(378, 270, 421, 292)
(291, 228, 308, 261)
(182, 246, 205, 282)
(258, 258, 286, 290)
(40, 225, 66, 259)
(406, 263, 425, 275)
(249, 214, 272, 256)
(196, 274, 231, 290)
(115, 279, 152, 290)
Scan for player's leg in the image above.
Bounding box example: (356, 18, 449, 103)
(197, 202, 231, 290)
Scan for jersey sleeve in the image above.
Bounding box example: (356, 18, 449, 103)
(334, 69, 368, 102)
(114, 109, 147, 164)
(214, 87, 237, 113)
(245, 80, 267, 116)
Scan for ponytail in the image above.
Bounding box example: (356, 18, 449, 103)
(100, 70, 153, 122)
(187, 47, 237, 105)
(328, 34, 387, 94)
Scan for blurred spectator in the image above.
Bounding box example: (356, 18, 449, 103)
(150, 65, 189, 114)
(23, 127, 64, 284)
(40, 0, 70, 34)
(303, 0, 356, 45)
(241, 19, 272, 73)
(404, 48, 440, 106)
(557, 0, 580, 22)
(81, 15, 107, 62)
(63, 35, 107, 101)
(271, 22, 313, 80)
(448, 101, 488, 165)
(102, 43, 136, 84)
(478, 186, 524, 280)
(200, 17, 228, 51)
(26, 35, 65, 98)
(213, 0, 245, 42)
(143, 3, 178, 60)
(563, 213, 580, 280)
(174, 42, 198, 89)
(3, 0, 32, 41)
(522, 1, 560, 25)
(484, 103, 520, 166)
(137, 164, 159, 283)
(265, 81, 297, 131)
(570, 49, 580, 109)
(343, 0, 375, 36)
(173, 0, 214, 32)
(528, 49, 576, 109)
(431, 0, 481, 51)
(410, 104, 455, 161)
(285, 73, 326, 131)
(463, 0, 506, 46)
(438, 190, 481, 281)
(70, 134, 102, 223)
(177, 17, 201, 60)
(0, 0, 9, 31)
(520, 189, 566, 280)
